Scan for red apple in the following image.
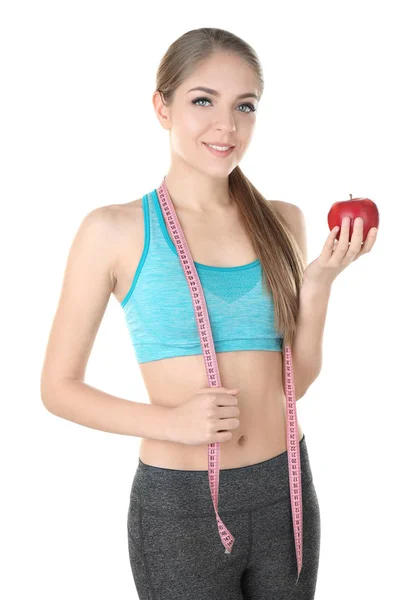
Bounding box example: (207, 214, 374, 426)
(328, 194, 379, 242)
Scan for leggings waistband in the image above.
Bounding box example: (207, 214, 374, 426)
(130, 434, 313, 516)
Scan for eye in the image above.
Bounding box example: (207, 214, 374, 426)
(192, 97, 256, 113)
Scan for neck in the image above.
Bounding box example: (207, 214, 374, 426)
(163, 166, 235, 215)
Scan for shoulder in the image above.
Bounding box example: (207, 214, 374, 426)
(79, 198, 143, 285)
(86, 198, 144, 242)
(88, 197, 143, 229)
(270, 200, 308, 265)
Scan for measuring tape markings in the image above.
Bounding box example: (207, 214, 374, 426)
(157, 177, 303, 583)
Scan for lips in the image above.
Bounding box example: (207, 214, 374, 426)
(203, 142, 235, 158)
(204, 142, 235, 148)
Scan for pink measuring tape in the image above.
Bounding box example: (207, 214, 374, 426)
(157, 177, 303, 584)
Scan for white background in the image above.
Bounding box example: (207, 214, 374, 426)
(1, 1, 399, 598)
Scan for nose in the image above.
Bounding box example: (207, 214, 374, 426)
(212, 109, 237, 132)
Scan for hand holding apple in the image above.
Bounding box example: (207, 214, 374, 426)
(328, 193, 379, 242)
(302, 194, 379, 287)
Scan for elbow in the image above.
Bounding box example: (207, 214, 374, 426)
(282, 377, 308, 401)
(295, 388, 306, 401)
(291, 367, 322, 401)
(293, 382, 308, 401)
(41, 377, 51, 410)
(41, 385, 57, 413)
(41, 372, 55, 412)
(282, 356, 323, 401)
(41, 368, 54, 411)
(40, 376, 69, 413)
(297, 369, 322, 401)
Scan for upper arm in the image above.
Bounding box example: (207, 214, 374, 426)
(271, 201, 308, 266)
(40, 206, 120, 400)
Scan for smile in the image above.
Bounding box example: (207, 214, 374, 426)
(203, 143, 235, 158)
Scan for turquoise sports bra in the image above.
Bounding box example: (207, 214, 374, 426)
(120, 188, 284, 363)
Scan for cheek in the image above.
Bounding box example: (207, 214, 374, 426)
(171, 111, 206, 153)
(180, 108, 207, 136)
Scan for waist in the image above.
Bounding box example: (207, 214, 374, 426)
(131, 434, 310, 515)
(138, 350, 292, 469)
(138, 401, 303, 470)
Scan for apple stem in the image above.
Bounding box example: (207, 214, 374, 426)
(349, 193, 353, 200)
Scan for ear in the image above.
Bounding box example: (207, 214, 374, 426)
(271, 201, 308, 267)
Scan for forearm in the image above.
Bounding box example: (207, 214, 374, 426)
(42, 379, 172, 441)
(288, 280, 333, 398)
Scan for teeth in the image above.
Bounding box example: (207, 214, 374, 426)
(206, 144, 231, 151)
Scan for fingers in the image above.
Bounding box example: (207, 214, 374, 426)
(353, 223, 378, 260)
(338, 216, 352, 246)
(346, 216, 364, 259)
(321, 224, 340, 259)
(335, 216, 377, 262)
(327, 217, 345, 263)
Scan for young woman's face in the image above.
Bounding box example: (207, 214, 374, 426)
(158, 52, 261, 177)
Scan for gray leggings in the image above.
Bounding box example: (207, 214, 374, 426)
(127, 434, 320, 599)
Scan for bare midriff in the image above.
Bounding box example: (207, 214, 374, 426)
(113, 197, 303, 472)
(137, 349, 303, 471)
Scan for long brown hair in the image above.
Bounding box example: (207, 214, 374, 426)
(155, 27, 306, 347)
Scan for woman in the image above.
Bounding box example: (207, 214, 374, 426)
(41, 27, 378, 600)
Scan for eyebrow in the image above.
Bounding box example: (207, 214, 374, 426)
(186, 86, 259, 100)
